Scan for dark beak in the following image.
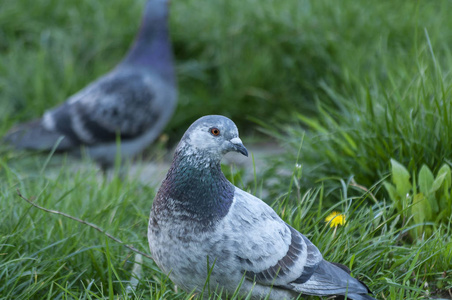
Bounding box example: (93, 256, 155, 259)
(230, 137, 248, 157)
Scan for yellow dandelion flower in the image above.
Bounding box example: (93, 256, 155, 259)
(325, 211, 346, 228)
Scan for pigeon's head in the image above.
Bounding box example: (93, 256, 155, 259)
(144, 0, 170, 20)
(177, 115, 248, 160)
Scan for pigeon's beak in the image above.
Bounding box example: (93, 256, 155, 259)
(230, 137, 248, 157)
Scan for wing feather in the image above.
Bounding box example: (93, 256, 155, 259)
(222, 188, 375, 299)
(225, 188, 322, 287)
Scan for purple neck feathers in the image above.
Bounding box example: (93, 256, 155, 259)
(120, 0, 174, 80)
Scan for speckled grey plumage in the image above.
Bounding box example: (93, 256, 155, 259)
(4, 0, 176, 169)
(148, 115, 376, 300)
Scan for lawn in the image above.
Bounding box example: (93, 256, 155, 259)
(1, 0, 451, 299)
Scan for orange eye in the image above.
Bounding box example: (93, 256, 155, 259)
(210, 128, 220, 136)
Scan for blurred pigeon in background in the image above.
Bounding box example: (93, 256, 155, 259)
(148, 115, 375, 300)
(4, 0, 176, 170)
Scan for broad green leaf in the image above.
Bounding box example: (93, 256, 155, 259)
(390, 159, 411, 198)
(412, 193, 426, 225)
(411, 193, 428, 238)
(418, 165, 434, 196)
(437, 164, 451, 190)
(431, 172, 447, 193)
(418, 165, 438, 214)
(383, 182, 397, 201)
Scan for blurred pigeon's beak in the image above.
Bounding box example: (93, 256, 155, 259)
(230, 137, 248, 157)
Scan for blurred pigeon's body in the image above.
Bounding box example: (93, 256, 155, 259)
(4, 0, 176, 169)
(148, 115, 375, 300)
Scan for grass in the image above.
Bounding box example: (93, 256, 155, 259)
(1, 0, 452, 299)
(1, 157, 451, 299)
(268, 1, 452, 188)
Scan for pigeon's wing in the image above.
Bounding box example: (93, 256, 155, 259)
(225, 188, 374, 299)
(43, 68, 169, 146)
(225, 188, 322, 287)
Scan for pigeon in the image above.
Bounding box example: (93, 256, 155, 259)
(4, 0, 176, 170)
(148, 115, 376, 300)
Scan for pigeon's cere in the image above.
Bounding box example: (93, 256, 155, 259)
(4, 0, 177, 170)
(148, 115, 376, 300)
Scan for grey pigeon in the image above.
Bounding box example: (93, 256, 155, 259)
(148, 115, 376, 300)
(4, 0, 176, 170)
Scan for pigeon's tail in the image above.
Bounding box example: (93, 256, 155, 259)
(3, 119, 75, 151)
(293, 260, 375, 300)
(330, 262, 376, 300)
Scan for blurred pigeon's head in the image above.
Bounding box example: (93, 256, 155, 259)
(144, 0, 170, 21)
(178, 115, 248, 160)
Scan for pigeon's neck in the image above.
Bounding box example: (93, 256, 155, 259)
(120, 3, 174, 81)
(155, 150, 234, 225)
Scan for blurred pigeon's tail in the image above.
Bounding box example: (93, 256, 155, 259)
(3, 119, 74, 151)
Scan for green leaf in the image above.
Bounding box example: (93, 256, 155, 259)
(383, 182, 397, 201)
(418, 165, 438, 214)
(411, 193, 427, 237)
(437, 164, 451, 188)
(431, 172, 447, 193)
(418, 165, 434, 196)
(390, 159, 411, 198)
(412, 193, 426, 224)
(430, 168, 450, 193)
(412, 192, 432, 234)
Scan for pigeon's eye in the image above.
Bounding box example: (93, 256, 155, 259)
(210, 128, 221, 136)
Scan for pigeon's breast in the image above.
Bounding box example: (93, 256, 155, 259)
(148, 203, 238, 292)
